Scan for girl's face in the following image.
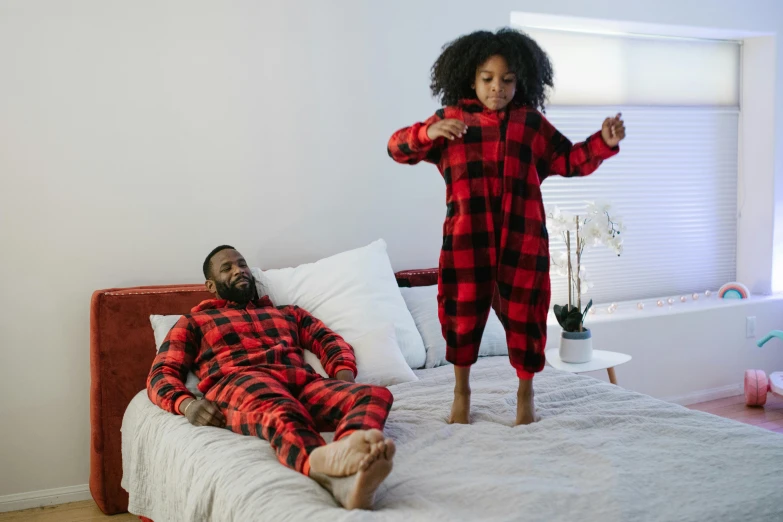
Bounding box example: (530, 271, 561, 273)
(472, 55, 516, 111)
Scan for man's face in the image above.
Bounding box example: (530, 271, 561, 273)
(206, 249, 255, 304)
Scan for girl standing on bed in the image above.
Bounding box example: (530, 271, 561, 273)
(388, 28, 625, 425)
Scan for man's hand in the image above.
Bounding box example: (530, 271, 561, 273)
(335, 370, 356, 383)
(180, 398, 226, 428)
(601, 113, 626, 148)
(426, 119, 468, 141)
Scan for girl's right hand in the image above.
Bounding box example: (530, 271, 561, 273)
(427, 119, 468, 141)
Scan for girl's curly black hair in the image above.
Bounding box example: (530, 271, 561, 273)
(430, 28, 554, 110)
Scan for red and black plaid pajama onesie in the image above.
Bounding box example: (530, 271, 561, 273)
(147, 297, 393, 476)
(388, 99, 618, 379)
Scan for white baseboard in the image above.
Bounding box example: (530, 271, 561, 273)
(663, 383, 744, 406)
(0, 484, 91, 513)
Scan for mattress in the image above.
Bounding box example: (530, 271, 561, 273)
(122, 357, 783, 522)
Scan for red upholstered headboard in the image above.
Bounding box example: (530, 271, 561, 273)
(89, 269, 438, 515)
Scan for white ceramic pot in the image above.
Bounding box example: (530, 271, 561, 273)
(560, 328, 593, 363)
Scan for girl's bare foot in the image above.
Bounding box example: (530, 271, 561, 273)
(309, 429, 385, 477)
(515, 380, 540, 425)
(448, 390, 471, 424)
(515, 394, 540, 425)
(449, 365, 472, 424)
(312, 438, 396, 510)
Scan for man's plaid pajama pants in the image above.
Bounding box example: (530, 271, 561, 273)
(205, 366, 393, 475)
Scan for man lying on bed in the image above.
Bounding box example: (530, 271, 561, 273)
(147, 245, 396, 510)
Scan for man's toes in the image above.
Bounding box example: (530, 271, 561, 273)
(368, 442, 382, 462)
(358, 455, 370, 471)
(364, 429, 385, 445)
(383, 439, 396, 460)
(374, 441, 387, 456)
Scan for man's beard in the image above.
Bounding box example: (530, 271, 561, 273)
(215, 276, 256, 304)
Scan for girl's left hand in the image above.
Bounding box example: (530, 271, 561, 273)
(601, 113, 626, 148)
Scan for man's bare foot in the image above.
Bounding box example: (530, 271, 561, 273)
(312, 438, 396, 510)
(309, 429, 384, 477)
(515, 390, 540, 425)
(448, 390, 471, 424)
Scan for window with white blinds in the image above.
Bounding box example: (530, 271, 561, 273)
(542, 107, 738, 305)
(519, 27, 741, 107)
(509, 24, 743, 305)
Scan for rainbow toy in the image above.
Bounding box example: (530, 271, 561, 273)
(718, 282, 750, 299)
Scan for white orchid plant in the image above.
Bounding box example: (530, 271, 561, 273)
(547, 202, 625, 332)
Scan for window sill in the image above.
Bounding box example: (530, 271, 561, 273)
(547, 293, 783, 326)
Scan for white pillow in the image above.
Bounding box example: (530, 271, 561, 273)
(399, 285, 508, 368)
(303, 324, 418, 387)
(253, 239, 426, 369)
(149, 314, 203, 397)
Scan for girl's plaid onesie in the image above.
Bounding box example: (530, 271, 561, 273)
(147, 296, 393, 475)
(388, 99, 618, 378)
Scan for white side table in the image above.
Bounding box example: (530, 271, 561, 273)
(545, 349, 632, 385)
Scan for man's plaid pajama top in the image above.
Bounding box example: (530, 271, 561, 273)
(147, 296, 393, 475)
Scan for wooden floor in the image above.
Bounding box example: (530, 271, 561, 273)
(2, 394, 781, 521)
(687, 392, 783, 433)
(0, 501, 137, 521)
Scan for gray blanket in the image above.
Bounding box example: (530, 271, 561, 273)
(122, 357, 783, 521)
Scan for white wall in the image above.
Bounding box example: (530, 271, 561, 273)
(0, 0, 781, 502)
(739, 36, 778, 295)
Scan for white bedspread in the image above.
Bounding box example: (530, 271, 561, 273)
(122, 358, 783, 522)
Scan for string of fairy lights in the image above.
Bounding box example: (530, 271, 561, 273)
(596, 290, 715, 315)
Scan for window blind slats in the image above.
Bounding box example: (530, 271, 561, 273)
(542, 107, 738, 305)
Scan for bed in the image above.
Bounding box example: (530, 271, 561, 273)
(91, 269, 783, 521)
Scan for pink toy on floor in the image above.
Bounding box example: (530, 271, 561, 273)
(745, 330, 783, 406)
